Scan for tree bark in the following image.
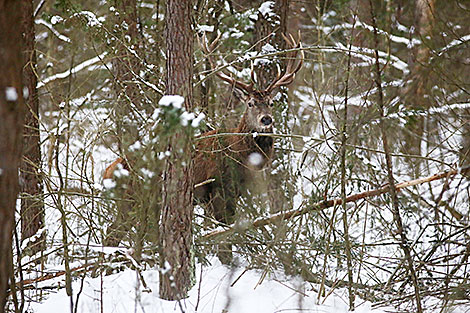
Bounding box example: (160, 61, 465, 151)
(402, 0, 435, 161)
(112, 0, 145, 151)
(20, 0, 45, 253)
(159, 0, 194, 301)
(253, 0, 293, 215)
(104, 0, 146, 250)
(0, 0, 26, 311)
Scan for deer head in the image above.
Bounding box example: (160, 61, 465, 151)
(235, 90, 274, 133)
(200, 32, 304, 134)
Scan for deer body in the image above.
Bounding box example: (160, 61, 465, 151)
(103, 97, 275, 225)
(194, 100, 275, 223)
(103, 33, 303, 249)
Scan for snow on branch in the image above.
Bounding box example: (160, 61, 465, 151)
(37, 52, 108, 89)
(310, 20, 421, 48)
(202, 165, 469, 239)
(35, 18, 71, 43)
(436, 34, 470, 56)
(334, 42, 409, 74)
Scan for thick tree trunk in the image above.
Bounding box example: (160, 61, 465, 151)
(253, 1, 293, 215)
(0, 0, 26, 311)
(402, 0, 435, 161)
(112, 0, 145, 151)
(104, 0, 145, 249)
(159, 0, 194, 301)
(20, 0, 45, 253)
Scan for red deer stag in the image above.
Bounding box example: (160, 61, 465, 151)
(102, 33, 303, 251)
(194, 32, 303, 226)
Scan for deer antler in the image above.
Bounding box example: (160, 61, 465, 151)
(264, 33, 304, 94)
(199, 32, 255, 94)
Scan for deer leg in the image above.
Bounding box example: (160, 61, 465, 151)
(104, 197, 134, 247)
(210, 190, 236, 264)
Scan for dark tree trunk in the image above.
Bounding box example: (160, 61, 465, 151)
(460, 112, 470, 178)
(0, 0, 26, 311)
(401, 0, 435, 172)
(275, 0, 289, 47)
(253, 0, 293, 215)
(159, 0, 194, 301)
(254, 0, 290, 89)
(104, 0, 146, 251)
(20, 0, 45, 253)
(112, 0, 145, 151)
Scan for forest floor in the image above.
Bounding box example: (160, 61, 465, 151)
(28, 256, 391, 313)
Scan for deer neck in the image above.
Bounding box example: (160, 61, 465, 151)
(236, 113, 274, 158)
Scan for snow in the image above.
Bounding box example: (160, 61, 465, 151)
(261, 42, 276, 54)
(191, 112, 205, 127)
(258, 1, 275, 17)
(180, 111, 196, 126)
(5, 87, 18, 101)
(20, 6, 470, 313)
(159, 95, 184, 108)
(159, 96, 206, 128)
(129, 140, 142, 152)
(248, 152, 263, 167)
(334, 42, 409, 74)
(20, 228, 47, 250)
(437, 33, 470, 56)
(180, 111, 205, 127)
(140, 168, 155, 178)
(30, 259, 389, 313)
(23, 86, 29, 99)
(157, 151, 171, 160)
(102, 178, 117, 189)
(197, 25, 215, 33)
(72, 11, 105, 27)
(50, 15, 64, 25)
(36, 19, 71, 43)
(113, 166, 129, 178)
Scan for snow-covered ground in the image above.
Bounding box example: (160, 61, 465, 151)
(30, 258, 389, 313)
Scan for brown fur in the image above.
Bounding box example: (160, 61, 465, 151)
(193, 111, 274, 224)
(103, 98, 274, 226)
(103, 157, 127, 180)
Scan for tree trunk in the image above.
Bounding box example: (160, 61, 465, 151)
(112, 0, 145, 151)
(402, 0, 435, 162)
(159, 0, 194, 301)
(104, 0, 146, 250)
(20, 0, 45, 253)
(0, 0, 26, 311)
(253, 1, 294, 215)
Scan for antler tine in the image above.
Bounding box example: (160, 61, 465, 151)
(199, 31, 255, 94)
(284, 33, 303, 73)
(209, 32, 222, 52)
(264, 32, 304, 94)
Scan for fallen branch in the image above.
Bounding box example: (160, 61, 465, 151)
(15, 263, 94, 288)
(202, 165, 469, 239)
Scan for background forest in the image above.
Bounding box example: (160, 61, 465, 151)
(1, 0, 470, 312)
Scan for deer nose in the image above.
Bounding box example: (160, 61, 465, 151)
(260, 115, 273, 126)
